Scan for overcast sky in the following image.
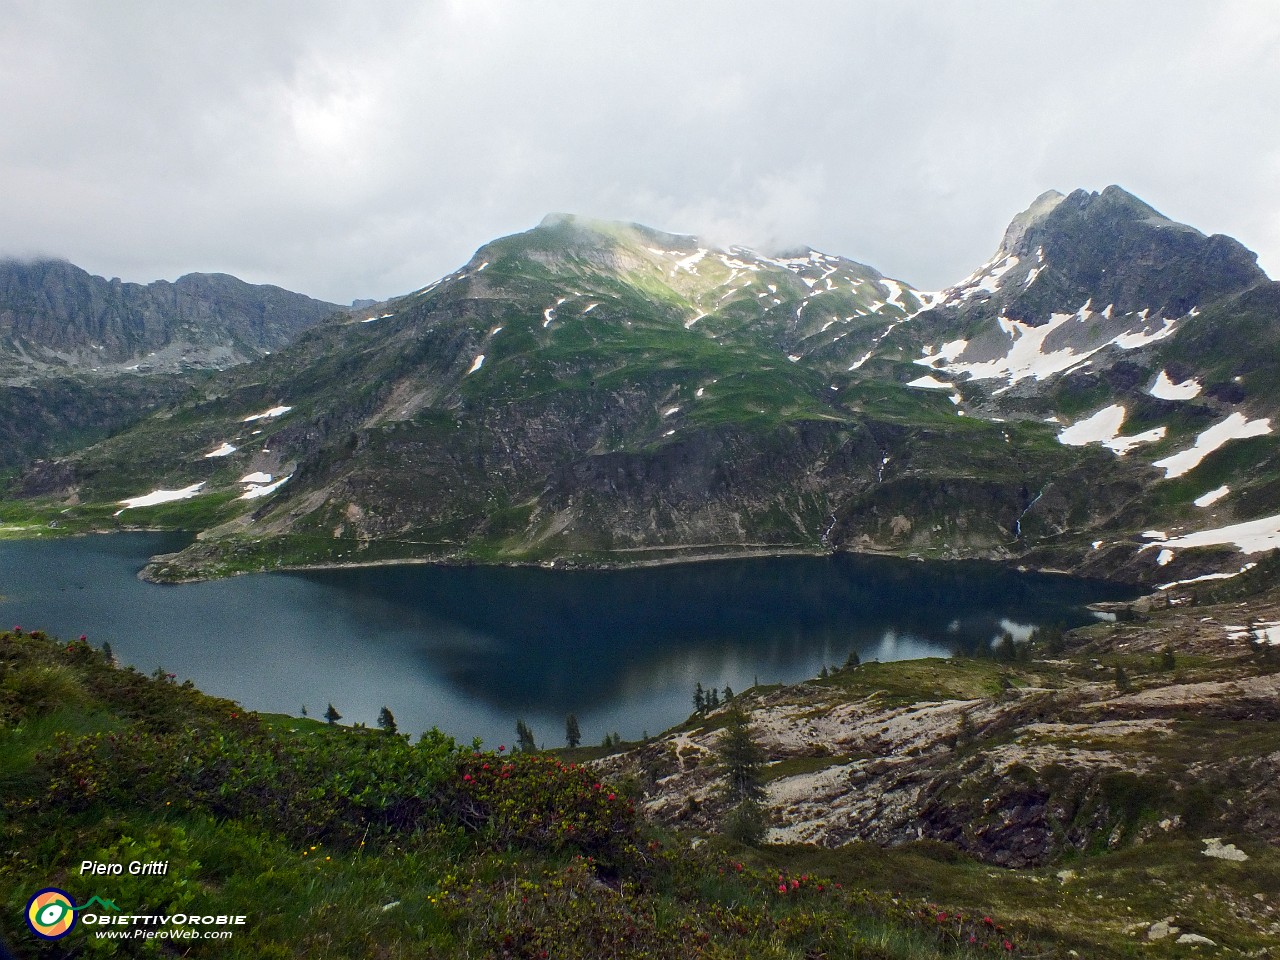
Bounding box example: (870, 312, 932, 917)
(1, 1, 1277, 304)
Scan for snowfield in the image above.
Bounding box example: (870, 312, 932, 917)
(243, 405, 292, 423)
(1149, 370, 1202, 400)
(1056, 405, 1165, 454)
(115, 482, 205, 514)
(1151, 513, 1280, 554)
(1153, 413, 1272, 479)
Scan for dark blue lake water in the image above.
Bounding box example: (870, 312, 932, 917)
(0, 534, 1134, 748)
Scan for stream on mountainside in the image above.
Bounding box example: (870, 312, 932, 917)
(0, 533, 1137, 747)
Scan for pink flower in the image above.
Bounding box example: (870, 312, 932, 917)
(463, 773, 472, 781)
(778, 884, 787, 894)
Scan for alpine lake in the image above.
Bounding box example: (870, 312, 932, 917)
(0, 533, 1137, 748)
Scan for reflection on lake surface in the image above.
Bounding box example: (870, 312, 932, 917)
(0, 534, 1136, 747)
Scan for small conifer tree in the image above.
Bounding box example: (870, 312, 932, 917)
(324, 703, 342, 726)
(693, 682, 705, 713)
(101, 641, 113, 663)
(844, 650, 860, 669)
(722, 685, 734, 703)
(717, 707, 765, 805)
(515, 718, 537, 753)
(1042, 624, 1065, 656)
(565, 712, 581, 748)
(378, 706, 397, 735)
(1114, 665, 1130, 692)
(717, 706, 768, 845)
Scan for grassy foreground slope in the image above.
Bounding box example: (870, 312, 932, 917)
(2, 629, 1023, 959)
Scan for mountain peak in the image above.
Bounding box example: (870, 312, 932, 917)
(1000, 189, 1066, 254)
(928, 183, 1266, 365)
(537, 212, 577, 229)
(1057, 185, 1203, 239)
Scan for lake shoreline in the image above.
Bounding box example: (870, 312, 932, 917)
(134, 538, 1143, 590)
(0, 531, 1145, 748)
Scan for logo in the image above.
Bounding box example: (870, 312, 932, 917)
(26, 888, 77, 940)
(24, 890, 120, 941)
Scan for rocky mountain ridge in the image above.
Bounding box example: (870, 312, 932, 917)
(0, 257, 344, 382)
(4, 187, 1279, 590)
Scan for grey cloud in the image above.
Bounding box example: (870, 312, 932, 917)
(1, 0, 1276, 303)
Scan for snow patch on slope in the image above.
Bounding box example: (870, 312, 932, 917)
(1057, 405, 1165, 455)
(919, 304, 1194, 388)
(1149, 370, 1202, 400)
(241, 474, 291, 500)
(1057, 405, 1127, 446)
(1194, 485, 1230, 507)
(1153, 413, 1272, 479)
(116, 482, 205, 514)
(1147, 513, 1280, 555)
(906, 375, 952, 390)
(243, 405, 292, 423)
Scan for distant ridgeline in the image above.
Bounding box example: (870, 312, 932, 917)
(0, 259, 344, 472)
(4, 186, 1280, 587)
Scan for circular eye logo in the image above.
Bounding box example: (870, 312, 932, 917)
(26, 888, 77, 940)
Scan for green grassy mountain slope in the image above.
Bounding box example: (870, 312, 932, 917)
(4, 193, 1279, 586)
(5, 215, 1119, 581)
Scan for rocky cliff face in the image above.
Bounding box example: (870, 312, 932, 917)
(946, 185, 1264, 323)
(897, 185, 1269, 394)
(0, 258, 344, 380)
